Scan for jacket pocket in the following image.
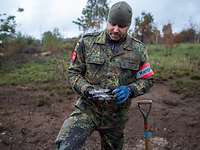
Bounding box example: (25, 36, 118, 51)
(87, 56, 105, 65)
(118, 60, 140, 85)
(85, 56, 105, 82)
(86, 55, 105, 71)
(120, 60, 139, 71)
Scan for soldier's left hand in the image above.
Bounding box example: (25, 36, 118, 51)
(112, 86, 132, 104)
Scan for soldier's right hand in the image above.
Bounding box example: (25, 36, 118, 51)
(84, 87, 113, 101)
(84, 87, 95, 100)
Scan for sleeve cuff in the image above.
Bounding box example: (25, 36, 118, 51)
(128, 85, 135, 98)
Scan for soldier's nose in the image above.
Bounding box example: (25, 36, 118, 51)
(113, 25, 120, 32)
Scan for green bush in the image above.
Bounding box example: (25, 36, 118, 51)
(0, 33, 40, 57)
(41, 28, 65, 52)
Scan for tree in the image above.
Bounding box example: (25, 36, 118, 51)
(42, 28, 63, 52)
(0, 8, 24, 41)
(174, 19, 199, 43)
(179, 28, 196, 43)
(73, 0, 109, 33)
(0, 13, 17, 40)
(152, 26, 161, 44)
(162, 23, 174, 48)
(134, 12, 154, 43)
(196, 26, 200, 43)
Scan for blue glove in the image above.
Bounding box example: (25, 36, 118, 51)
(112, 86, 132, 104)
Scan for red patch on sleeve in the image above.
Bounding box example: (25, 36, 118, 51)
(71, 50, 77, 63)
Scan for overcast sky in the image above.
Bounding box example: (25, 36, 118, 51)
(1, 0, 200, 39)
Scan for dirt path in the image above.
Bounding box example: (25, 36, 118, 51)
(0, 83, 200, 150)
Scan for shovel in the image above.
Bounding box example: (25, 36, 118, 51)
(136, 99, 153, 150)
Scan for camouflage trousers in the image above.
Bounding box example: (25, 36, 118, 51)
(55, 104, 129, 150)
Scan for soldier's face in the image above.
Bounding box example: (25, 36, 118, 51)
(107, 22, 129, 41)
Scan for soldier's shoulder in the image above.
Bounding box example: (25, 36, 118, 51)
(127, 35, 146, 53)
(82, 32, 101, 39)
(129, 35, 144, 45)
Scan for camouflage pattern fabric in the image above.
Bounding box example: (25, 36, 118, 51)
(55, 30, 153, 150)
(56, 104, 128, 150)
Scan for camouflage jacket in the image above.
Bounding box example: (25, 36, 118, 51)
(68, 31, 153, 106)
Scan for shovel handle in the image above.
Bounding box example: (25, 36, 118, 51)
(137, 99, 153, 150)
(136, 99, 152, 104)
(136, 99, 153, 123)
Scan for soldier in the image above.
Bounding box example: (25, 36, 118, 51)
(55, 1, 154, 150)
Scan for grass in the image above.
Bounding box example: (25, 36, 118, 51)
(0, 43, 200, 97)
(148, 43, 200, 97)
(0, 58, 68, 85)
(148, 43, 200, 80)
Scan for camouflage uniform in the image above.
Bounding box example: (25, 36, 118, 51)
(55, 31, 153, 150)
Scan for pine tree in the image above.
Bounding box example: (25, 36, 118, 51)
(134, 12, 154, 43)
(73, 0, 109, 33)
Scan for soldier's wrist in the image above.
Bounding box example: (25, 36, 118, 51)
(128, 85, 135, 98)
(81, 84, 93, 95)
(84, 86, 94, 96)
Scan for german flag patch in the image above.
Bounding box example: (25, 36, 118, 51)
(71, 49, 77, 63)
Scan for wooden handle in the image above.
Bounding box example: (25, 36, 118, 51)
(136, 99, 153, 104)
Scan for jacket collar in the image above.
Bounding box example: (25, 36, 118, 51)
(122, 35, 133, 51)
(94, 30, 133, 51)
(95, 30, 107, 44)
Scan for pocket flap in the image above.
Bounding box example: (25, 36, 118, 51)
(87, 56, 105, 65)
(120, 61, 139, 70)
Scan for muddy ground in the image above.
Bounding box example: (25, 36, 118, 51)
(0, 82, 200, 150)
